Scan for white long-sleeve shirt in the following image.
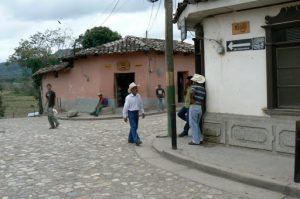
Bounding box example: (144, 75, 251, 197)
(122, 93, 144, 118)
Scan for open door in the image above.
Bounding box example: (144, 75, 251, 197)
(115, 73, 135, 107)
(177, 71, 188, 103)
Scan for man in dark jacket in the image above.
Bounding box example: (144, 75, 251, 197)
(45, 83, 59, 129)
(156, 84, 165, 111)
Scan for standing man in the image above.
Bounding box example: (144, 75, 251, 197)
(177, 76, 193, 137)
(155, 84, 165, 111)
(45, 83, 59, 129)
(188, 74, 206, 145)
(123, 82, 145, 146)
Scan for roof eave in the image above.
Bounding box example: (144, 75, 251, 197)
(177, 0, 294, 30)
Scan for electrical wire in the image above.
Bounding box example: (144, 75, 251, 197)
(189, 31, 195, 37)
(146, 2, 155, 31)
(100, 0, 120, 26)
(148, 0, 162, 31)
(90, 2, 115, 27)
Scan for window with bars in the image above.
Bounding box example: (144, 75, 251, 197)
(276, 46, 300, 108)
(270, 24, 300, 109)
(264, 5, 300, 114)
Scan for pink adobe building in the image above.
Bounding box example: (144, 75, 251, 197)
(34, 36, 195, 112)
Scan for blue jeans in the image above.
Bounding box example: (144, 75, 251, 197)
(158, 98, 164, 111)
(177, 107, 189, 133)
(189, 104, 202, 144)
(128, 110, 141, 144)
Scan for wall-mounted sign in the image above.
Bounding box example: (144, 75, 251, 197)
(226, 37, 266, 52)
(253, 37, 265, 50)
(105, 64, 112, 69)
(117, 61, 130, 71)
(232, 21, 250, 35)
(227, 39, 252, 52)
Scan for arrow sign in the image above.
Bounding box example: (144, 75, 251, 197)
(226, 39, 252, 52)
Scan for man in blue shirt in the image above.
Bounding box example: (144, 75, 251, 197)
(189, 74, 206, 145)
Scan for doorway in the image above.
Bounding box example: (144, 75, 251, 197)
(177, 71, 188, 103)
(115, 73, 135, 107)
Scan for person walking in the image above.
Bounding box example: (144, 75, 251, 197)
(45, 83, 60, 129)
(177, 76, 193, 137)
(123, 82, 145, 146)
(155, 84, 165, 111)
(188, 74, 206, 145)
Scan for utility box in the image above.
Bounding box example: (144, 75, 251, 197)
(295, 121, 300, 183)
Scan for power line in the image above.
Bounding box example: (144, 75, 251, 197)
(100, 0, 120, 26)
(146, 2, 155, 31)
(148, 0, 162, 31)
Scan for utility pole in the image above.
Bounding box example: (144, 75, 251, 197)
(165, 0, 177, 150)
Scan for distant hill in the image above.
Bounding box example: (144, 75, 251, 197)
(0, 62, 32, 80)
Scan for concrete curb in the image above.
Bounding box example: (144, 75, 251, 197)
(57, 111, 166, 121)
(152, 139, 300, 197)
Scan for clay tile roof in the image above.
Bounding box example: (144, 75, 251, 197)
(68, 35, 194, 59)
(32, 62, 71, 76)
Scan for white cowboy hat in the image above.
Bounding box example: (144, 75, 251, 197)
(128, 82, 139, 93)
(97, 93, 103, 96)
(191, 74, 206, 84)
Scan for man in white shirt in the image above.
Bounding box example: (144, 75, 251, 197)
(123, 82, 145, 146)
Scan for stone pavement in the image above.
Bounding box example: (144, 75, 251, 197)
(0, 115, 246, 199)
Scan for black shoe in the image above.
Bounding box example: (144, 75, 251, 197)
(56, 123, 60, 128)
(136, 141, 142, 146)
(178, 132, 188, 137)
(49, 126, 55, 129)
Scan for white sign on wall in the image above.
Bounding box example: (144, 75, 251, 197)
(227, 37, 265, 52)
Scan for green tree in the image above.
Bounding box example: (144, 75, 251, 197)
(78, 26, 122, 49)
(8, 28, 73, 114)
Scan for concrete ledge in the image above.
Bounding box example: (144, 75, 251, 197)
(152, 139, 300, 197)
(57, 111, 166, 121)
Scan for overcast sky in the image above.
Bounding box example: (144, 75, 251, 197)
(0, 0, 192, 63)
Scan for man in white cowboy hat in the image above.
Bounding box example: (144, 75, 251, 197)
(122, 82, 145, 146)
(188, 74, 206, 145)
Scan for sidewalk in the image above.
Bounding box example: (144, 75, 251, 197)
(56, 110, 166, 120)
(152, 136, 300, 197)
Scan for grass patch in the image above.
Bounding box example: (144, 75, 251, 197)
(2, 91, 38, 118)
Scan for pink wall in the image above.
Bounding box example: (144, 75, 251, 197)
(147, 52, 195, 99)
(42, 52, 195, 109)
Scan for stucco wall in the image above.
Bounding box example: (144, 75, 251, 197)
(202, 4, 292, 116)
(42, 52, 195, 112)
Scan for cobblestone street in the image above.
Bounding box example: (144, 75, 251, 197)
(0, 115, 245, 199)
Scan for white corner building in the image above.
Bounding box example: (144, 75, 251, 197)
(175, 0, 300, 154)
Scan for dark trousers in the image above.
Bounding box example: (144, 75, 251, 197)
(177, 107, 189, 133)
(128, 110, 140, 144)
